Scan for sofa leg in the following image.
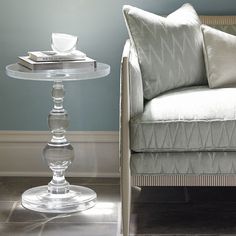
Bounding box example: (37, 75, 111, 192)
(121, 175, 131, 236)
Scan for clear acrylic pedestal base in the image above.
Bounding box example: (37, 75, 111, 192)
(22, 185, 97, 213)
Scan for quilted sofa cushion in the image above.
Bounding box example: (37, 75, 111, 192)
(123, 3, 206, 99)
(131, 152, 236, 175)
(130, 86, 236, 152)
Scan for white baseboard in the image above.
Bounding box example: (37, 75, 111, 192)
(0, 131, 120, 177)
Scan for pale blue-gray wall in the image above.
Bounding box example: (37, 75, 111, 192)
(0, 0, 236, 131)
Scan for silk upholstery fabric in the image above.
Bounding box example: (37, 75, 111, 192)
(123, 3, 206, 99)
(201, 24, 236, 88)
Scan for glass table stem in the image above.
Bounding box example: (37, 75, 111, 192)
(43, 80, 74, 195)
(21, 79, 97, 213)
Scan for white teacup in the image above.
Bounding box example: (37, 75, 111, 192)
(51, 33, 78, 54)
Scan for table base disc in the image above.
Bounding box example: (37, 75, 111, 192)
(22, 185, 97, 213)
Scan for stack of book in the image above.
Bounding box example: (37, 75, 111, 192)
(18, 50, 96, 70)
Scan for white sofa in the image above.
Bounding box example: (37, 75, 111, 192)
(120, 12, 236, 236)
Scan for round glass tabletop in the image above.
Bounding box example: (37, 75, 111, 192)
(6, 63, 110, 81)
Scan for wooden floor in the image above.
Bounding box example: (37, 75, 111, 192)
(1, 177, 236, 235)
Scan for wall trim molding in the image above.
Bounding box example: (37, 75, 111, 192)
(0, 131, 120, 178)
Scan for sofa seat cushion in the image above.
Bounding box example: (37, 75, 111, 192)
(130, 86, 236, 152)
(131, 152, 236, 175)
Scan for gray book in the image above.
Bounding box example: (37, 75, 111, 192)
(18, 56, 96, 70)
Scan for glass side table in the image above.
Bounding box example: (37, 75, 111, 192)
(6, 63, 110, 213)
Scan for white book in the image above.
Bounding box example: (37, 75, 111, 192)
(18, 56, 96, 70)
(28, 50, 86, 62)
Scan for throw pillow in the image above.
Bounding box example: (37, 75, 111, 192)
(123, 4, 206, 99)
(201, 24, 236, 88)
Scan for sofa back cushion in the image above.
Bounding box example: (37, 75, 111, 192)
(123, 3, 206, 100)
(201, 25, 236, 88)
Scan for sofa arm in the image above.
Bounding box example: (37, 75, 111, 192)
(120, 40, 144, 120)
(119, 39, 131, 164)
(119, 39, 133, 236)
(120, 39, 143, 235)
(119, 40, 144, 169)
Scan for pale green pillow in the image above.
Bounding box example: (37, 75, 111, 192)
(123, 4, 206, 99)
(201, 24, 236, 88)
